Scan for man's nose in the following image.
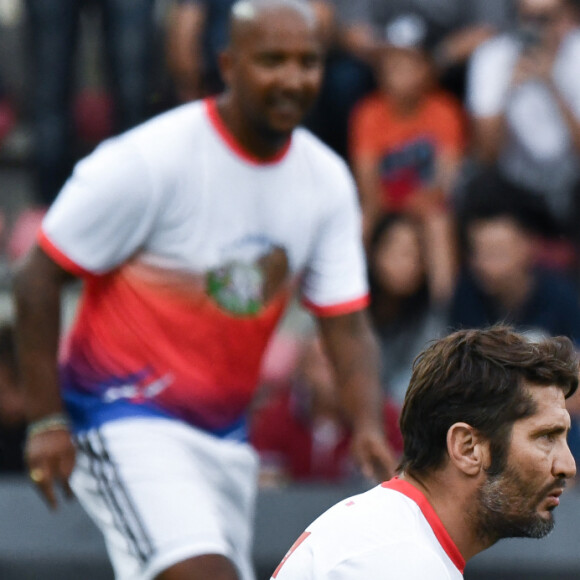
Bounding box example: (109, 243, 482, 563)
(554, 440, 577, 480)
(279, 60, 308, 91)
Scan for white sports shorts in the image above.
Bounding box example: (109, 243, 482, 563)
(71, 416, 259, 580)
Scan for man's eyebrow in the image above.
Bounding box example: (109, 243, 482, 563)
(531, 424, 570, 437)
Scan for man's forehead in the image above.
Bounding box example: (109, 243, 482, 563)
(232, 0, 315, 23)
(231, 2, 318, 46)
(516, 384, 570, 428)
(232, 6, 321, 52)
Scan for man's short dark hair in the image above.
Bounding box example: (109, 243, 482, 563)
(399, 326, 579, 477)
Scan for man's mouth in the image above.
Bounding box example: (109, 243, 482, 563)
(544, 487, 564, 508)
(269, 96, 304, 118)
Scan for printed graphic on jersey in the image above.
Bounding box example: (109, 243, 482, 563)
(207, 239, 289, 316)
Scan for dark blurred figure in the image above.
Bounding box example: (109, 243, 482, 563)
(368, 213, 455, 407)
(250, 335, 403, 487)
(25, 0, 156, 207)
(165, 0, 235, 102)
(467, 0, 580, 242)
(451, 184, 580, 343)
(0, 323, 25, 473)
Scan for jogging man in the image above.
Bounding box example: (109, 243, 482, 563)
(14, 1, 396, 579)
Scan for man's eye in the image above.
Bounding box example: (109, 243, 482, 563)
(541, 433, 557, 443)
(258, 54, 283, 67)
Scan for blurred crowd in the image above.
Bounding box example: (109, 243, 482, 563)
(2, 0, 580, 485)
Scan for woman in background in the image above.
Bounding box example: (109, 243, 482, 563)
(368, 213, 455, 406)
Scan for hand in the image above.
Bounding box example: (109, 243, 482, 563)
(350, 424, 398, 483)
(25, 429, 76, 509)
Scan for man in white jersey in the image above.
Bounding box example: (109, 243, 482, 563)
(272, 326, 578, 579)
(13, 1, 397, 579)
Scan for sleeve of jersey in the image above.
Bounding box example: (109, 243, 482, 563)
(327, 543, 454, 580)
(300, 166, 369, 318)
(39, 139, 159, 276)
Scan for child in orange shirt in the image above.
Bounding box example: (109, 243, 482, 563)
(349, 14, 466, 245)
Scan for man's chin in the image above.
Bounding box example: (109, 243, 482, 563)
(267, 117, 303, 135)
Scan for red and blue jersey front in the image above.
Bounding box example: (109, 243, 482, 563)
(40, 99, 369, 440)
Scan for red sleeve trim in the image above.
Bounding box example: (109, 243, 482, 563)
(382, 477, 466, 573)
(302, 294, 370, 317)
(204, 97, 292, 165)
(38, 229, 93, 278)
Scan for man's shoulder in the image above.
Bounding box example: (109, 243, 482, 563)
(305, 487, 455, 577)
(123, 101, 205, 143)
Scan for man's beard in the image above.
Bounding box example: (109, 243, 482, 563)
(473, 466, 564, 544)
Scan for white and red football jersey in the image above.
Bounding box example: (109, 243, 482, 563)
(40, 98, 368, 438)
(272, 478, 465, 579)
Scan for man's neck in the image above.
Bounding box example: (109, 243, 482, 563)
(215, 93, 291, 160)
(400, 471, 492, 562)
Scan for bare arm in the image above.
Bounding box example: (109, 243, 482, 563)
(352, 155, 383, 246)
(13, 245, 76, 508)
(434, 25, 496, 70)
(317, 310, 397, 481)
(165, 1, 207, 102)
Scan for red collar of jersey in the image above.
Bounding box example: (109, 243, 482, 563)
(204, 97, 292, 165)
(382, 477, 466, 574)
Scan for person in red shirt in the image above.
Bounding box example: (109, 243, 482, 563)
(250, 335, 403, 486)
(349, 13, 465, 246)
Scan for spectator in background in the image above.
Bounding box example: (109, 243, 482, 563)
(25, 0, 156, 208)
(467, 0, 580, 242)
(450, 188, 580, 344)
(368, 213, 454, 407)
(250, 335, 403, 487)
(165, 0, 235, 102)
(349, 13, 464, 253)
(0, 323, 26, 473)
(333, 0, 515, 99)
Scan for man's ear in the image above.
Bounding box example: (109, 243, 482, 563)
(446, 422, 489, 476)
